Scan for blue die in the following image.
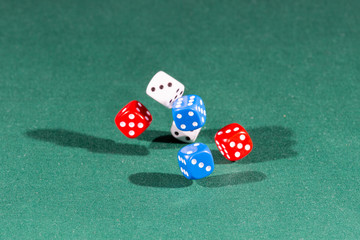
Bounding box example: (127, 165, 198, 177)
(172, 95, 206, 131)
(177, 143, 214, 180)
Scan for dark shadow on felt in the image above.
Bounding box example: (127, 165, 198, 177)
(128, 172, 193, 188)
(211, 150, 235, 165)
(197, 171, 266, 188)
(240, 126, 298, 164)
(137, 130, 187, 149)
(152, 134, 183, 144)
(201, 126, 298, 164)
(137, 130, 169, 142)
(136, 126, 297, 162)
(25, 129, 149, 155)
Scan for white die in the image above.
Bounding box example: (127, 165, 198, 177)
(170, 121, 201, 143)
(146, 71, 185, 108)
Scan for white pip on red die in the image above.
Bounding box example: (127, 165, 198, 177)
(170, 121, 201, 143)
(172, 95, 206, 131)
(146, 71, 185, 108)
(114, 100, 152, 138)
(214, 123, 253, 161)
(178, 143, 214, 180)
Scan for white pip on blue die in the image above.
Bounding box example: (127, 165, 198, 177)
(170, 121, 201, 143)
(178, 143, 214, 180)
(172, 95, 206, 131)
(146, 71, 185, 108)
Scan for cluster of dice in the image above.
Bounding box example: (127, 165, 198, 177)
(114, 71, 253, 180)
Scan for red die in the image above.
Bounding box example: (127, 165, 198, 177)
(114, 100, 152, 138)
(214, 123, 253, 161)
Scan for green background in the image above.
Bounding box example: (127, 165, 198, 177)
(1, 0, 359, 239)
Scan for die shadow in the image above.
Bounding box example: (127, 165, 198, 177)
(137, 130, 186, 149)
(25, 129, 149, 155)
(197, 171, 267, 188)
(201, 126, 298, 164)
(137, 126, 298, 164)
(128, 171, 266, 188)
(128, 172, 193, 188)
(211, 150, 235, 165)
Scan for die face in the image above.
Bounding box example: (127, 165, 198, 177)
(178, 143, 214, 180)
(227, 129, 253, 160)
(214, 123, 253, 161)
(146, 71, 185, 108)
(177, 155, 192, 179)
(214, 123, 242, 142)
(172, 95, 206, 131)
(172, 108, 202, 131)
(115, 111, 147, 138)
(131, 101, 153, 122)
(189, 151, 214, 180)
(170, 121, 201, 143)
(114, 100, 152, 138)
(179, 142, 208, 155)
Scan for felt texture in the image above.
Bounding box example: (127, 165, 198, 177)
(1, 0, 359, 239)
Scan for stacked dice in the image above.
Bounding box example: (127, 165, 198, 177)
(114, 71, 253, 180)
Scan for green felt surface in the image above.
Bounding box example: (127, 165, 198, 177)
(1, 0, 359, 239)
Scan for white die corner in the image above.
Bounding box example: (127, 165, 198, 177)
(153, 70, 171, 81)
